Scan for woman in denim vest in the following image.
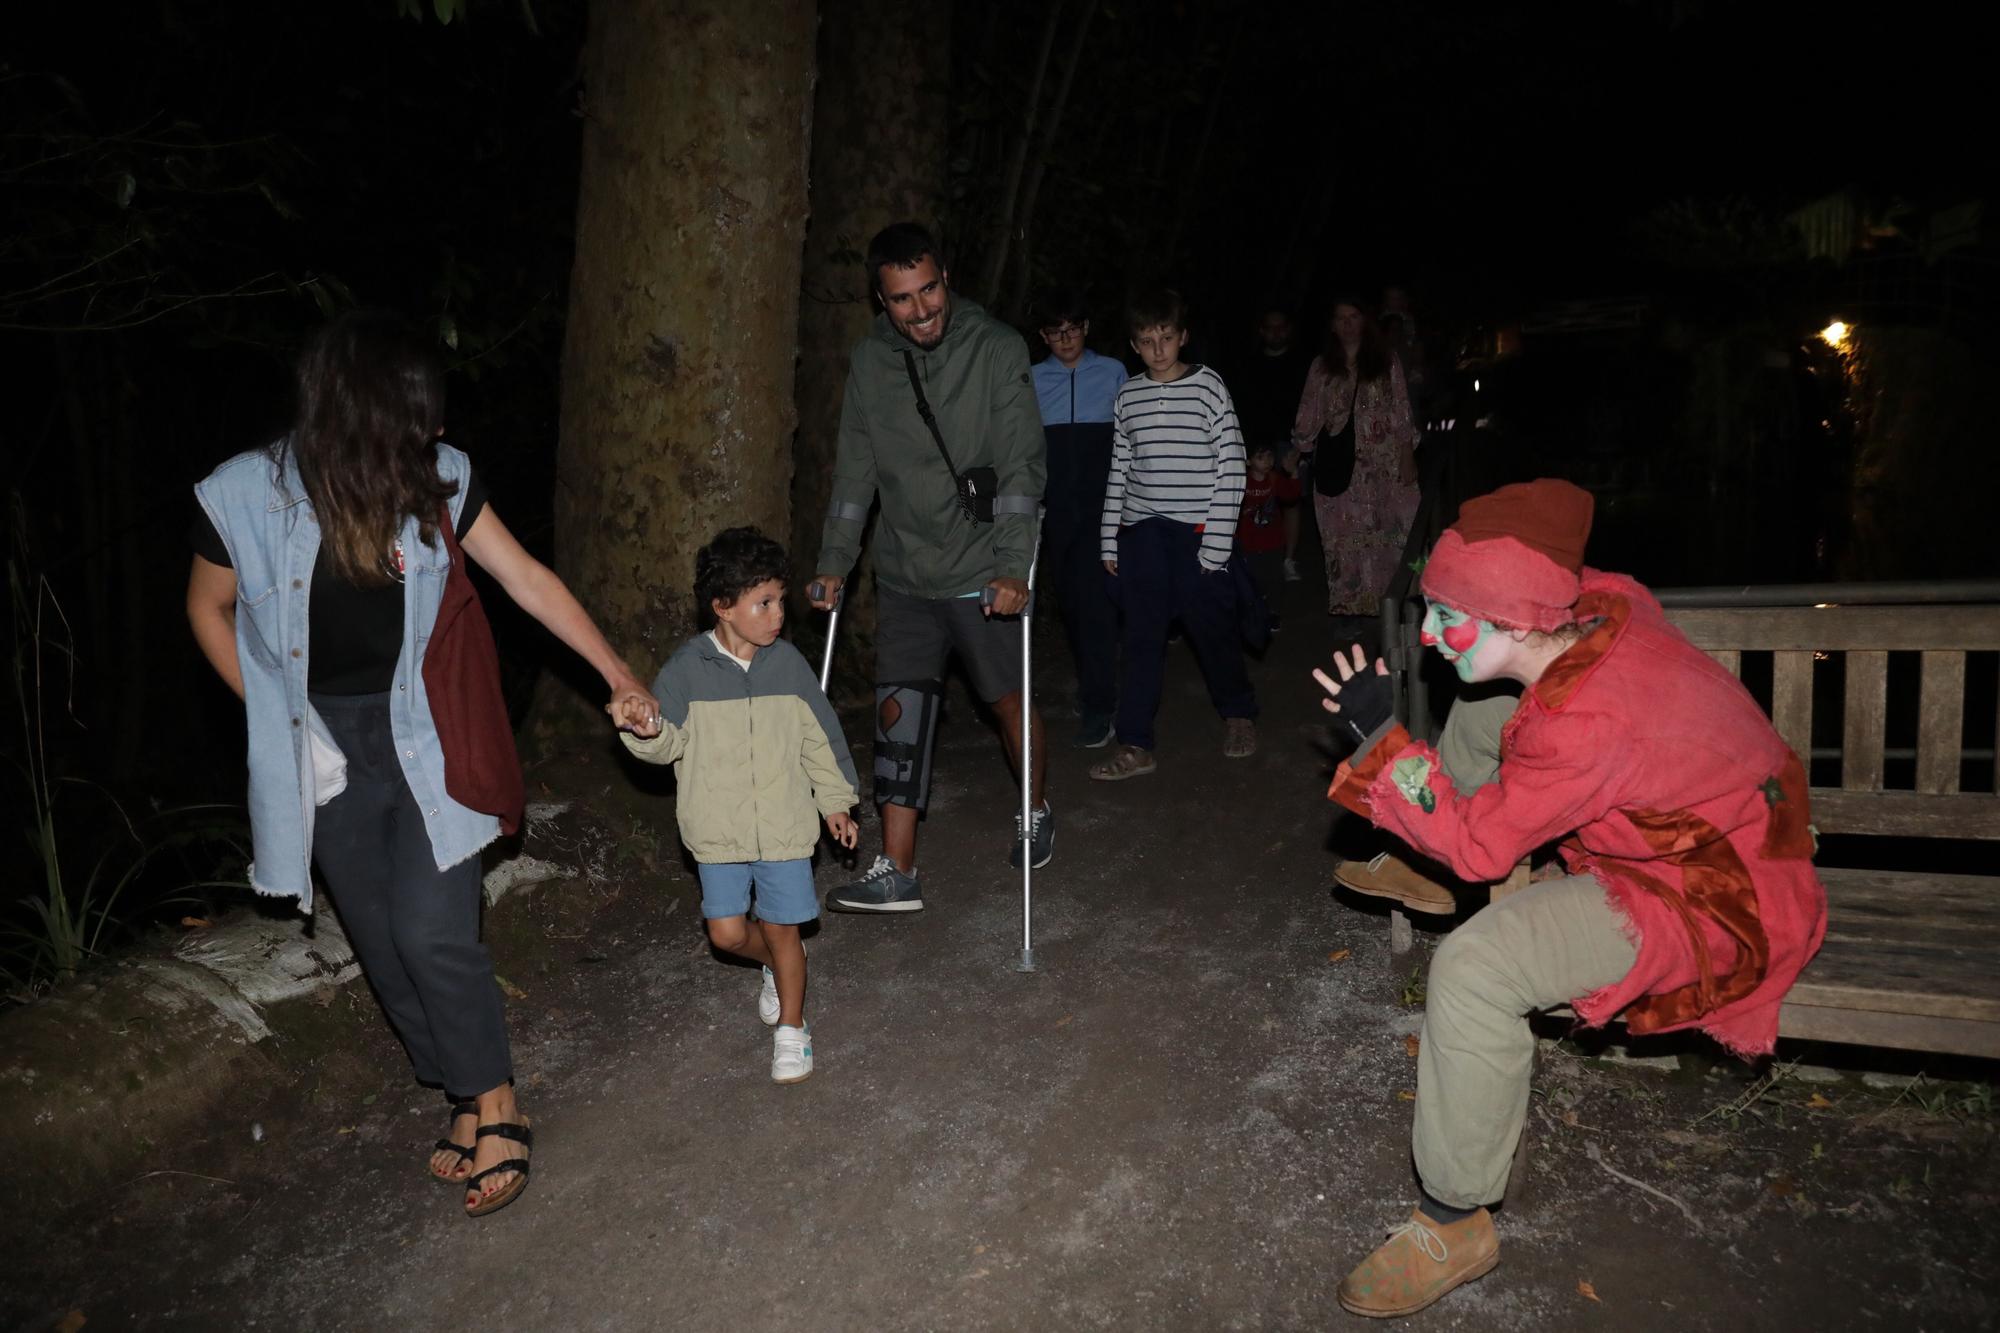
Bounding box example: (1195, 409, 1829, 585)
(188, 313, 656, 1217)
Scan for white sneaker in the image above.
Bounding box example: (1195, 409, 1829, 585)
(758, 966, 780, 1026)
(757, 944, 805, 1026)
(772, 1024, 813, 1084)
(1282, 558, 1302, 582)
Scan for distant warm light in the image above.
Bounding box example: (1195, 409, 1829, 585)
(1819, 320, 1850, 349)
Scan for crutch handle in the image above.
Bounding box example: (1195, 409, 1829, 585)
(807, 580, 844, 610)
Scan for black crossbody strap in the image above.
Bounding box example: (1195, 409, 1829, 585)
(903, 350, 962, 483)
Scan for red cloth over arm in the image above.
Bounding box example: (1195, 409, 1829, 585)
(1339, 709, 1630, 884)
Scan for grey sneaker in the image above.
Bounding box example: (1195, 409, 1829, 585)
(827, 855, 924, 914)
(1010, 801, 1055, 869)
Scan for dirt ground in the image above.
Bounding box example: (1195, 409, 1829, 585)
(6, 569, 1996, 1331)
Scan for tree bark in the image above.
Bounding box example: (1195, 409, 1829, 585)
(790, 0, 949, 703)
(543, 0, 817, 740)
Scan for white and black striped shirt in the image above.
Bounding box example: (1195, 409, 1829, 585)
(1100, 363, 1246, 569)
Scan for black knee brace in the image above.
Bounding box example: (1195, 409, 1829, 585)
(874, 679, 941, 810)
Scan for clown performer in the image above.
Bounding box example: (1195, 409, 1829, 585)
(1311, 479, 1826, 1319)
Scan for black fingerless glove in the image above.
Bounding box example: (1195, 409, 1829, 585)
(1334, 667, 1396, 748)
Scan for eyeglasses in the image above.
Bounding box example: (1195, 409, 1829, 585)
(1040, 324, 1086, 340)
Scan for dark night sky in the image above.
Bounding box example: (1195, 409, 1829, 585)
(1193, 1, 1989, 319)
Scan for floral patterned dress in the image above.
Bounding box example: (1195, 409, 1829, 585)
(1291, 354, 1420, 614)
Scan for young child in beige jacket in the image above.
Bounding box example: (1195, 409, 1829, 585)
(620, 528, 859, 1083)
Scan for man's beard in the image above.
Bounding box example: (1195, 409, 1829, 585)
(900, 302, 952, 349)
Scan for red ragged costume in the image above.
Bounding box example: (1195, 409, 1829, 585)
(1331, 563, 1826, 1059)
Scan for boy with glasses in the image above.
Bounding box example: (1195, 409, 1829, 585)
(1031, 289, 1128, 747)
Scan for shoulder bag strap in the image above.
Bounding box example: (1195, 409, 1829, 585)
(903, 349, 963, 484)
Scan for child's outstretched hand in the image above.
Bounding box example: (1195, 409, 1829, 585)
(824, 810, 859, 850)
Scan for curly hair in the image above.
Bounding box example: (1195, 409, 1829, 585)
(693, 527, 789, 625)
(278, 311, 456, 586)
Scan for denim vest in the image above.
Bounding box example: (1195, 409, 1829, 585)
(194, 442, 499, 912)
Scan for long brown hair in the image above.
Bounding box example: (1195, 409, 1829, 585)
(1320, 297, 1391, 385)
(278, 312, 455, 586)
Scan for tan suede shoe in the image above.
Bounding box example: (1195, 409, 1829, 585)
(1337, 1206, 1499, 1318)
(1333, 852, 1457, 915)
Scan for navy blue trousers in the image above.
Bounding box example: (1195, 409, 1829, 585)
(1111, 518, 1256, 751)
(1044, 499, 1119, 716)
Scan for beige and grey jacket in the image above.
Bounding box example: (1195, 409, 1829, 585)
(620, 634, 858, 864)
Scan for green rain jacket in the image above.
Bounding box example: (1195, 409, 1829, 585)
(815, 297, 1047, 598)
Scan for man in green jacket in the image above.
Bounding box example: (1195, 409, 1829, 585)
(809, 222, 1051, 913)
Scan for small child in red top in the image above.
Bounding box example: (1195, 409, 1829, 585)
(1237, 443, 1302, 630)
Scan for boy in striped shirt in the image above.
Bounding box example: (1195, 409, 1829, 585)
(1091, 289, 1259, 780)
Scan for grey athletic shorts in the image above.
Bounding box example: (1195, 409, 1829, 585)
(875, 585, 1024, 702)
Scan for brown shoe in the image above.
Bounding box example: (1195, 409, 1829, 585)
(1337, 1206, 1499, 1318)
(1089, 743, 1157, 781)
(1334, 852, 1457, 916)
(1222, 717, 1257, 758)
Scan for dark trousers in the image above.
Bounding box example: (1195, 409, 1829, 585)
(1111, 518, 1257, 751)
(1245, 547, 1286, 621)
(1043, 500, 1118, 716)
(312, 692, 511, 1098)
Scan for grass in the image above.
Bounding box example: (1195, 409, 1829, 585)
(2, 497, 249, 999)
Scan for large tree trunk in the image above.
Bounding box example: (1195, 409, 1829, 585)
(789, 0, 949, 704)
(542, 0, 817, 740)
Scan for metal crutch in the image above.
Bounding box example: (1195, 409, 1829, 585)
(807, 580, 843, 694)
(984, 520, 1045, 973)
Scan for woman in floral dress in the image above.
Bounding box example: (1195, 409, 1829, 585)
(1291, 299, 1420, 614)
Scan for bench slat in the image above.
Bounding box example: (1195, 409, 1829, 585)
(1815, 867, 2000, 949)
(1841, 651, 1887, 791)
(1666, 605, 2000, 652)
(1706, 648, 1741, 676)
(1772, 651, 1814, 764)
(1917, 651, 1966, 794)
(1777, 1004, 2000, 1060)
(1806, 788, 2000, 839)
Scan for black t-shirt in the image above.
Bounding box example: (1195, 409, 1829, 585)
(1232, 344, 1315, 449)
(191, 470, 487, 695)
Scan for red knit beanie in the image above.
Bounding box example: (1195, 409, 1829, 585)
(1419, 479, 1594, 631)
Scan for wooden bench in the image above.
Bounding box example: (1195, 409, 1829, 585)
(1661, 600, 2000, 1059)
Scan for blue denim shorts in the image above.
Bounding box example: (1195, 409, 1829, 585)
(695, 858, 819, 925)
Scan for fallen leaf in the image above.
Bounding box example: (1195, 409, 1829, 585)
(180, 916, 212, 929)
(973, 1244, 987, 1255)
(1806, 1092, 1833, 1110)
(1327, 949, 1352, 963)
(361, 1092, 378, 1107)
(1398, 1089, 1416, 1101)
(1403, 1034, 1421, 1058)
(495, 974, 529, 1001)
(1561, 1109, 1579, 1127)
(1577, 1278, 1600, 1303)
(1768, 1175, 1796, 1197)
(1054, 1015, 1074, 1028)
(55, 1311, 86, 1333)
(336, 1126, 356, 1135)
(966, 1268, 990, 1281)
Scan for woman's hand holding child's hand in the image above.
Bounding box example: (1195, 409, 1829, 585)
(611, 689, 662, 737)
(824, 811, 859, 850)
